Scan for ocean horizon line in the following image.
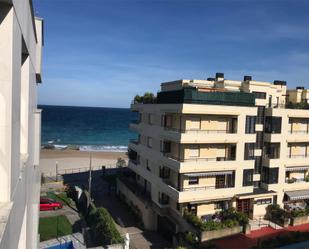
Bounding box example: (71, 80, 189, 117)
(38, 104, 131, 110)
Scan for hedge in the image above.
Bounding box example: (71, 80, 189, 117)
(183, 208, 248, 232)
(87, 207, 124, 245)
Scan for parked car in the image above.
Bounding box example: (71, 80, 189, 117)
(40, 197, 63, 211)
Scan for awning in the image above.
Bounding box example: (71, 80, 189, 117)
(285, 190, 309, 201)
(286, 166, 309, 172)
(184, 171, 233, 177)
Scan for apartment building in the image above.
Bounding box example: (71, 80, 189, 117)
(0, 1, 43, 248)
(117, 72, 309, 238)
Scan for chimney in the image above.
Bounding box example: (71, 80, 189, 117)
(296, 86, 304, 90)
(244, 75, 252, 81)
(215, 72, 224, 81)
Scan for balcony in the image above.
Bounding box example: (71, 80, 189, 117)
(164, 153, 235, 163)
(287, 154, 309, 159)
(157, 88, 256, 107)
(129, 139, 139, 145)
(181, 184, 233, 192)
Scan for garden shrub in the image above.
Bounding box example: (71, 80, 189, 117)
(183, 208, 248, 232)
(87, 207, 123, 245)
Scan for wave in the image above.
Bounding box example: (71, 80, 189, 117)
(79, 145, 128, 152)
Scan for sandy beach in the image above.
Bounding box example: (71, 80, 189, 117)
(40, 149, 128, 176)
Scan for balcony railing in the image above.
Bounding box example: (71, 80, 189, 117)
(129, 159, 140, 165)
(129, 139, 139, 145)
(181, 185, 234, 191)
(287, 154, 309, 159)
(131, 120, 140, 124)
(158, 197, 169, 205)
(164, 127, 236, 134)
(288, 130, 309, 134)
(164, 153, 235, 162)
(285, 178, 309, 184)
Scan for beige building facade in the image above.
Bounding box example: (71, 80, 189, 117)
(119, 73, 309, 237)
(0, 0, 43, 248)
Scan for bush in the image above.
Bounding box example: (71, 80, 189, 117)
(87, 207, 123, 245)
(266, 204, 288, 224)
(134, 92, 156, 104)
(183, 208, 247, 232)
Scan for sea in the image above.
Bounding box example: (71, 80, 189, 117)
(39, 105, 137, 152)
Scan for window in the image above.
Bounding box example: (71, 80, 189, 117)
(243, 169, 254, 186)
(244, 143, 255, 160)
(254, 156, 262, 174)
(148, 114, 154, 125)
(147, 137, 153, 148)
(162, 141, 171, 153)
(264, 143, 280, 159)
(188, 176, 199, 185)
(146, 160, 151, 171)
(261, 167, 279, 184)
(256, 106, 265, 124)
(164, 115, 173, 128)
(256, 131, 264, 149)
(255, 198, 272, 205)
(265, 117, 282, 133)
(253, 91, 266, 99)
(215, 201, 224, 210)
(189, 145, 199, 158)
(187, 204, 197, 215)
(245, 116, 256, 134)
(159, 166, 170, 179)
(190, 117, 201, 130)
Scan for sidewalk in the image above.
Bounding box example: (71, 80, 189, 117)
(213, 224, 309, 249)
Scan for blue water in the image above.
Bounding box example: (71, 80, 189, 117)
(45, 241, 73, 249)
(40, 105, 137, 152)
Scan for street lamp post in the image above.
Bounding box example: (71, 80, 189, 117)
(88, 153, 92, 199)
(55, 161, 58, 182)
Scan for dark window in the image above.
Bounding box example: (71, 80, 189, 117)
(254, 156, 262, 174)
(257, 106, 265, 124)
(253, 181, 260, 188)
(215, 201, 224, 210)
(253, 91, 266, 99)
(243, 169, 254, 186)
(246, 116, 256, 134)
(162, 141, 171, 153)
(187, 203, 197, 215)
(159, 167, 170, 179)
(188, 176, 199, 185)
(264, 143, 280, 159)
(245, 143, 255, 160)
(255, 198, 272, 205)
(256, 131, 264, 149)
(261, 167, 279, 184)
(265, 117, 282, 133)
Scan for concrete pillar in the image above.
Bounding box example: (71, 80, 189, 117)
(0, 5, 22, 202)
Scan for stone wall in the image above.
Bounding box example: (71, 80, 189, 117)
(291, 216, 309, 226)
(117, 178, 156, 230)
(200, 226, 243, 242)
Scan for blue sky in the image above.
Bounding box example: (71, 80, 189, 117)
(34, 0, 309, 108)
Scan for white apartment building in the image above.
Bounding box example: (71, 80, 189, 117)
(117, 73, 309, 238)
(0, 0, 43, 248)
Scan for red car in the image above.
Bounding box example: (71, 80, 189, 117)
(40, 197, 63, 211)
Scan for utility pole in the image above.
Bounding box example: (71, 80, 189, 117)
(55, 161, 58, 182)
(88, 153, 92, 199)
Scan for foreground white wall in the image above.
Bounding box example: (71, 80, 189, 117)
(0, 1, 43, 248)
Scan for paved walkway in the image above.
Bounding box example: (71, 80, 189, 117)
(62, 171, 171, 249)
(213, 224, 309, 249)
